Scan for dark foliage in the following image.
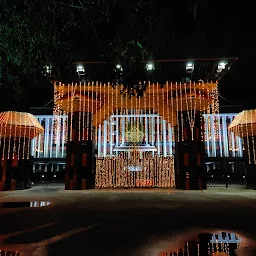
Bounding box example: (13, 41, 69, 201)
(0, 0, 240, 108)
(0, 0, 113, 100)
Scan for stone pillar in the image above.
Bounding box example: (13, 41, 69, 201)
(243, 136, 256, 189)
(174, 111, 206, 190)
(65, 112, 95, 190)
(0, 137, 32, 191)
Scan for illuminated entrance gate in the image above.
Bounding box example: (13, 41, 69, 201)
(96, 155, 175, 188)
(95, 110, 175, 188)
(54, 82, 218, 190)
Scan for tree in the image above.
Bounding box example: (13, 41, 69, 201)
(0, 0, 235, 108)
(0, 0, 113, 104)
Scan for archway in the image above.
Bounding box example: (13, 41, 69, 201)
(95, 111, 175, 188)
(53, 82, 218, 189)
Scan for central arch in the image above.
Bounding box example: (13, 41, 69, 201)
(54, 81, 218, 189)
(95, 110, 175, 188)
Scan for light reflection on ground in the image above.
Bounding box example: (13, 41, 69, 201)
(0, 201, 51, 208)
(0, 250, 20, 255)
(136, 229, 256, 256)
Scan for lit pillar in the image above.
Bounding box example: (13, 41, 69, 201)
(163, 119, 167, 157)
(115, 116, 119, 154)
(56, 117, 61, 158)
(168, 123, 172, 155)
(230, 233, 237, 243)
(65, 112, 95, 190)
(30, 137, 36, 157)
(110, 117, 113, 156)
(116, 116, 119, 146)
(210, 115, 217, 157)
(229, 115, 236, 157)
(231, 131, 236, 157)
(151, 116, 155, 156)
(157, 116, 160, 156)
(145, 116, 148, 145)
(175, 111, 206, 190)
(49, 118, 54, 158)
(37, 118, 42, 158)
(44, 117, 49, 158)
(222, 116, 229, 157)
(205, 115, 210, 157)
(97, 124, 102, 156)
(122, 117, 125, 145)
(103, 120, 107, 157)
(218, 114, 223, 157)
(238, 136, 243, 157)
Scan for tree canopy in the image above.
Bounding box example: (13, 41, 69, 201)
(0, 0, 240, 109)
(0, 0, 113, 99)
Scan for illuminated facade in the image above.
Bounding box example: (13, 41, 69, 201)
(204, 113, 243, 158)
(30, 78, 245, 189)
(30, 113, 243, 163)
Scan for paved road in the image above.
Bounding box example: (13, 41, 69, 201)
(0, 184, 256, 255)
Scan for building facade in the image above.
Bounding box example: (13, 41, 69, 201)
(31, 113, 243, 159)
(30, 113, 246, 187)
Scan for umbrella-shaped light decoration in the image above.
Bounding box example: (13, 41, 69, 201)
(228, 109, 256, 164)
(0, 111, 44, 160)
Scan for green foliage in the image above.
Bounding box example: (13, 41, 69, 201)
(0, 0, 113, 98)
(0, 0, 207, 101)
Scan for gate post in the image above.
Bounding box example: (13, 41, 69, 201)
(174, 111, 206, 190)
(65, 112, 95, 190)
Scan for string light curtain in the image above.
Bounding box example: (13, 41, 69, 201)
(95, 155, 175, 188)
(228, 109, 256, 164)
(53, 81, 218, 133)
(53, 81, 218, 188)
(0, 111, 44, 160)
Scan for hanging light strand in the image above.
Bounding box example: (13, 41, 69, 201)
(7, 112, 12, 159)
(179, 82, 184, 141)
(245, 111, 251, 164)
(17, 114, 21, 160)
(107, 82, 110, 148)
(115, 83, 118, 150)
(22, 112, 27, 159)
(0, 117, 3, 159)
(175, 83, 179, 142)
(78, 82, 82, 141)
(250, 110, 256, 164)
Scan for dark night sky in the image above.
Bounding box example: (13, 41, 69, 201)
(218, 57, 256, 110)
(26, 1, 256, 111)
(29, 59, 254, 109)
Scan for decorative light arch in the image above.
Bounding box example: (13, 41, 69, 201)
(53, 81, 219, 189)
(54, 81, 218, 129)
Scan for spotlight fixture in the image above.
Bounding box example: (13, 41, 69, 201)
(116, 64, 122, 70)
(217, 62, 227, 73)
(186, 62, 194, 73)
(146, 63, 154, 71)
(109, 40, 154, 97)
(45, 65, 52, 74)
(76, 65, 85, 75)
